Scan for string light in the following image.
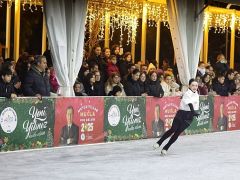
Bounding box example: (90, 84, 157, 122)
(204, 11, 233, 33)
(235, 15, 240, 34)
(147, 3, 169, 28)
(86, 0, 141, 45)
(2, 1, 240, 40)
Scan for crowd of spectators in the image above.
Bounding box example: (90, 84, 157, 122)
(0, 44, 239, 99)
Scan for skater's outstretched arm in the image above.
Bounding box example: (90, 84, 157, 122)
(188, 103, 200, 117)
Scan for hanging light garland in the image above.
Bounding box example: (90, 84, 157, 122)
(235, 15, 240, 34)
(0, 0, 42, 11)
(146, 3, 169, 28)
(3, 1, 240, 41)
(86, 0, 141, 46)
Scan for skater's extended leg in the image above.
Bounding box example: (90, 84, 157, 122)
(155, 117, 179, 146)
(162, 122, 189, 151)
(156, 128, 174, 146)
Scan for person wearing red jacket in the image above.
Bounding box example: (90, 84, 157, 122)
(107, 55, 120, 77)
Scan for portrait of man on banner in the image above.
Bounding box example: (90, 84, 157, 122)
(217, 103, 228, 131)
(59, 106, 79, 145)
(152, 104, 165, 138)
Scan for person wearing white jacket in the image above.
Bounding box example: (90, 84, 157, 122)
(153, 78, 200, 156)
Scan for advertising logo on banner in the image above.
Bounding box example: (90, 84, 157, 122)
(54, 97, 104, 146)
(185, 96, 214, 135)
(213, 96, 240, 132)
(104, 97, 146, 142)
(146, 97, 180, 138)
(225, 97, 240, 130)
(0, 98, 55, 151)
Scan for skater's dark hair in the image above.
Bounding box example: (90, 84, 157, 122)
(189, 78, 197, 85)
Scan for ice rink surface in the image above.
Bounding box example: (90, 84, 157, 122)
(1, 130, 240, 180)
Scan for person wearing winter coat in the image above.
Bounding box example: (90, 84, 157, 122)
(107, 55, 120, 77)
(23, 55, 50, 98)
(124, 69, 141, 96)
(148, 71, 164, 97)
(0, 69, 17, 98)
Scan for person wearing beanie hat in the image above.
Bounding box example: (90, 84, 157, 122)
(153, 78, 200, 156)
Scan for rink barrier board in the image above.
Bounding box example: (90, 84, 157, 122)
(0, 95, 240, 152)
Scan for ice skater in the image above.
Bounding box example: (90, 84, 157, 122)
(153, 78, 200, 156)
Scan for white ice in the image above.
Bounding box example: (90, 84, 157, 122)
(0, 130, 240, 180)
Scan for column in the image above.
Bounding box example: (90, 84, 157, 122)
(5, 1, 11, 58)
(42, 13, 47, 54)
(141, 2, 147, 64)
(155, 19, 161, 67)
(104, 11, 110, 48)
(230, 13, 235, 69)
(13, 0, 21, 61)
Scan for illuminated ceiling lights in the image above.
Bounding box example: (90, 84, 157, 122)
(1, 1, 240, 37)
(86, 0, 142, 45)
(205, 12, 231, 33)
(0, 0, 42, 11)
(146, 2, 169, 28)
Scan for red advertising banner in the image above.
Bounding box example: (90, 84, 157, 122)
(146, 96, 180, 138)
(54, 97, 104, 146)
(213, 96, 240, 131)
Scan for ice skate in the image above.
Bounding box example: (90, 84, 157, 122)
(160, 149, 167, 156)
(152, 143, 160, 150)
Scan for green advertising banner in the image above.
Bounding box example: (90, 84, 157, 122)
(104, 97, 146, 142)
(185, 96, 214, 135)
(0, 98, 55, 151)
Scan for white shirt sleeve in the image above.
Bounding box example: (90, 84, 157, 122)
(179, 89, 199, 111)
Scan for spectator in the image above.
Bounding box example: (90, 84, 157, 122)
(23, 55, 50, 98)
(161, 74, 173, 97)
(2, 60, 22, 96)
(122, 63, 136, 85)
(215, 54, 229, 75)
(169, 76, 181, 96)
(118, 52, 132, 78)
(101, 47, 111, 81)
(161, 58, 170, 71)
(74, 81, 87, 96)
(102, 47, 111, 63)
(196, 62, 206, 77)
(84, 72, 98, 96)
(205, 65, 215, 80)
(225, 70, 236, 95)
(107, 55, 119, 77)
(49, 67, 59, 93)
(94, 70, 105, 96)
(111, 44, 122, 63)
(124, 69, 141, 96)
(89, 62, 99, 73)
(140, 64, 148, 74)
(197, 75, 208, 95)
(108, 85, 123, 96)
(233, 76, 240, 95)
(139, 72, 149, 96)
(77, 66, 89, 88)
(88, 45, 107, 75)
(105, 72, 126, 96)
(0, 69, 17, 98)
(202, 73, 213, 93)
(212, 74, 229, 96)
(148, 71, 164, 97)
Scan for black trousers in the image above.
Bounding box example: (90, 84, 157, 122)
(157, 110, 193, 151)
